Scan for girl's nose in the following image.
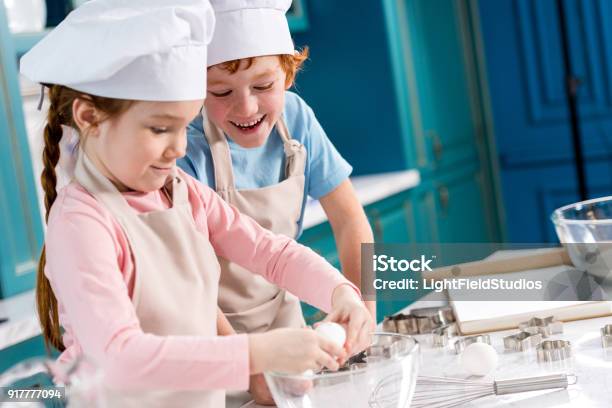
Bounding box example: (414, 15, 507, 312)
(166, 132, 187, 159)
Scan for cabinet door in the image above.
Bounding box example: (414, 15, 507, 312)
(368, 205, 410, 244)
(434, 166, 495, 264)
(0, 6, 44, 298)
(366, 191, 421, 244)
(404, 0, 481, 171)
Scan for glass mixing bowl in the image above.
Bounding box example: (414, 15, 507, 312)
(264, 333, 419, 408)
(552, 196, 612, 280)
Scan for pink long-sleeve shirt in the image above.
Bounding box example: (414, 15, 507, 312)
(45, 169, 357, 391)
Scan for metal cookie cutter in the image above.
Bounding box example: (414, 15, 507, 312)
(519, 316, 563, 338)
(395, 314, 419, 335)
(382, 316, 397, 333)
(411, 306, 455, 333)
(431, 324, 457, 348)
(601, 325, 612, 348)
(503, 331, 543, 352)
(537, 340, 572, 362)
(454, 334, 491, 354)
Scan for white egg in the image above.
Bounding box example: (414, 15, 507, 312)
(315, 322, 346, 347)
(459, 342, 498, 376)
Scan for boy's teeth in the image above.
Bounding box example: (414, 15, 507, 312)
(233, 117, 262, 128)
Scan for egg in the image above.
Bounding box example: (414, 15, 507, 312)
(315, 322, 346, 347)
(459, 342, 498, 376)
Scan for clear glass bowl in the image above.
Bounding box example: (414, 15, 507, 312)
(264, 333, 420, 408)
(552, 196, 612, 280)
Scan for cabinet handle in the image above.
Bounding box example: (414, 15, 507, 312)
(429, 130, 443, 161)
(438, 185, 449, 212)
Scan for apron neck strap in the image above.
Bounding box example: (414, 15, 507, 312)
(276, 116, 306, 178)
(202, 111, 235, 195)
(202, 112, 306, 192)
(74, 148, 184, 216)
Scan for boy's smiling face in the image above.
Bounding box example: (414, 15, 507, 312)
(205, 56, 288, 148)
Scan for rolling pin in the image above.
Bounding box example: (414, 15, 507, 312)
(424, 247, 572, 281)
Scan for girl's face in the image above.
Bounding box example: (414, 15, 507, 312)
(205, 56, 288, 148)
(84, 100, 203, 192)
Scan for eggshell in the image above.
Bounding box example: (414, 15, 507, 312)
(459, 342, 498, 376)
(315, 322, 347, 347)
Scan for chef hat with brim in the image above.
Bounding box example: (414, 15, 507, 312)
(20, 0, 215, 101)
(207, 0, 294, 67)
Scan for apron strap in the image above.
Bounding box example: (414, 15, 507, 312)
(276, 116, 307, 178)
(201, 111, 235, 199)
(169, 171, 190, 206)
(203, 111, 307, 192)
(74, 148, 135, 223)
(74, 148, 182, 216)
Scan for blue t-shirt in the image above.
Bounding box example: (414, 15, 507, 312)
(178, 91, 352, 237)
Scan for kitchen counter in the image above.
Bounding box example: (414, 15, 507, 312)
(383, 250, 612, 408)
(398, 297, 612, 407)
(0, 290, 38, 351)
(302, 169, 420, 229)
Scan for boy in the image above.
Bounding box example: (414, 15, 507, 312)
(178, 1, 375, 404)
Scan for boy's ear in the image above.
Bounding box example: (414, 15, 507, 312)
(285, 78, 294, 90)
(72, 98, 100, 136)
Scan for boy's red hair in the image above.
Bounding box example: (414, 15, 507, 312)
(213, 47, 309, 88)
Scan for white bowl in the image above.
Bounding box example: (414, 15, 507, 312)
(264, 333, 419, 408)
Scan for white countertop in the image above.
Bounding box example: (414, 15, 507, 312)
(302, 169, 420, 229)
(404, 301, 612, 407)
(383, 256, 612, 408)
(0, 289, 38, 350)
(0, 169, 421, 351)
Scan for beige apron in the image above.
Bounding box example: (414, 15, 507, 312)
(74, 149, 223, 407)
(203, 114, 307, 335)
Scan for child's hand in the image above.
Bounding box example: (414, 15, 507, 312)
(248, 328, 346, 374)
(249, 373, 275, 405)
(327, 285, 375, 357)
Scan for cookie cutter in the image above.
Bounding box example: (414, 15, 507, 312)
(503, 331, 543, 352)
(537, 340, 572, 362)
(383, 306, 456, 336)
(519, 316, 563, 338)
(382, 313, 419, 335)
(431, 324, 457, 348)
(382, 316, 397, 333)
(601, 325, 612, 348)
(454, 334, 491, 354)
(395, 314, 419, 335)
(411, 306, 455, 329)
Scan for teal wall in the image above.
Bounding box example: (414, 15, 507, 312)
(291, 0, 408, 175)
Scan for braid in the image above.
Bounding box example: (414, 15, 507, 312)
(35, 86, 133, 352)
(37, 85, 68, 352)
(41, 87, 64, 220)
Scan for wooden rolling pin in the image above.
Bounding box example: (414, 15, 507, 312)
(424, 247, 572, 281)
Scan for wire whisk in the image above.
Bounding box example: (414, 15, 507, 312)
(411, 373, 576, 408)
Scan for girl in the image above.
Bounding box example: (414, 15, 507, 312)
(21, 1, 372, 406)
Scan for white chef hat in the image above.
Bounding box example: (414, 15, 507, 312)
(207, 0, 294, 67)
(20, 0, 215, 101)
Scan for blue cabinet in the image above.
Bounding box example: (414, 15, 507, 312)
(383, 0, 503, 244)
(382, 0, 503, 245)
(478, 0, 612, 242)
(0, 5, 44, 298)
